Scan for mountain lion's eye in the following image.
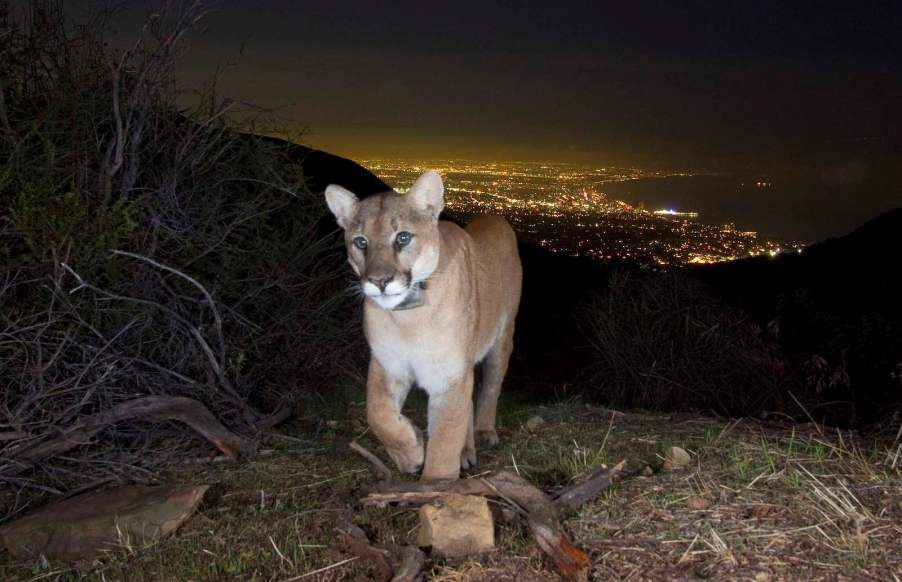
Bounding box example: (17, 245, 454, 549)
(353, 236, 368, 250)
(395, 232, 412, 247)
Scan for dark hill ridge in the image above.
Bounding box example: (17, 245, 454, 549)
(254, 135, 390, 198)
(699, 207, 901, 311)
(697, 208, 902, 424)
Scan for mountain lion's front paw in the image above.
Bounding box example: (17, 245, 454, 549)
(476, 429, 499, 447)
(460, 444, 477, 471)
(387, 430, 425, 474)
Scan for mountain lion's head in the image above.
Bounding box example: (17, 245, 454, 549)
(325, 170, 444, 310)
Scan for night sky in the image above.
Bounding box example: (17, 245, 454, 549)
(93, 1, 901, 239)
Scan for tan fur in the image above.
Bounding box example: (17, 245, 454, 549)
(325, 171, 522, 480)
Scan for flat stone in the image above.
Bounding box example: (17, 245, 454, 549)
(0, 484, 208, 561)
(417, 494, 494, 558)
(525, 415, 545, 432)
(663, 446, 691, 470)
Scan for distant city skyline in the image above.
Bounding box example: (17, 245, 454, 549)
(363, 158, 805, 264)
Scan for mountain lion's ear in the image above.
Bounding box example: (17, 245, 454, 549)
(407, 170, 444, 219)
(325, 184, 359, 229)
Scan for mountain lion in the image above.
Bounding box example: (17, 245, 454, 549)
(325, 170, 522, 480)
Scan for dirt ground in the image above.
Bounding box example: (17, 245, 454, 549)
(2, 390, 900, 581)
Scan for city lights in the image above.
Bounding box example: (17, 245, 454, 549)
(365, 159, 806, 266)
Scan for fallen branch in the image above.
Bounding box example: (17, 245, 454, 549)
(361, 465, 624, 581)
(254, 401, 294, 432)
(4, 396, 255, 478)
(552, 460, 626, 513)
(338, 525, 392, 581)
(350, 441, 393, 483)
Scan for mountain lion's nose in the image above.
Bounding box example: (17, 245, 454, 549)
(367, 275, 394, 292)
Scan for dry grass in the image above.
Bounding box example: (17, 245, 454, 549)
(1, 392, 900, 581)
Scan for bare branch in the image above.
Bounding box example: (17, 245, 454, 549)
(60, 262, 247, 410)
(552, 460, 625, 513)
(4, 396, 255, 479)
(112, 250, 227, 369)
(349, 441, 393, 484)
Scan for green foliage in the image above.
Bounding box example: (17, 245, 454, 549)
(0, 0, 362, 505)
(6, 179, 141, 267)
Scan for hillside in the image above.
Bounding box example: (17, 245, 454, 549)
(698, 209, 902, 424)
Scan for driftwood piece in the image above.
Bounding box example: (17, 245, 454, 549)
(0, 484, 208, 560)
(338, 524, 425, 582)
(6, 396, 254, 477)
(362, 464, 624, 581)
(552, 460, 626, 513)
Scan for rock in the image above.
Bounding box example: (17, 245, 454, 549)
(663, 446, 691, 470)
(688, 497, 711, 510)
(0, 484, 208, 561)
(417, 494, 494, 558)
(524, 415, 545, 432)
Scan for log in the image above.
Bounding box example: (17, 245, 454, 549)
(0, 484, 208, 560)
(5, 396, 254, 477)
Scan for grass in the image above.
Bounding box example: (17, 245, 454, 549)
(1, 391, 900, 581)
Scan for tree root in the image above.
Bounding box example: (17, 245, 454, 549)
(337, 524, 425, 582)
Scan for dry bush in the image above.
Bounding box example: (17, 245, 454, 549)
(0, 1, 361, 513)
(580, 270, 789, 416)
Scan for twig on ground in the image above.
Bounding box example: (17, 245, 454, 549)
(552, 460, 626, 513)
(350, 441, 394, 483)
(280, 556, 358, 581)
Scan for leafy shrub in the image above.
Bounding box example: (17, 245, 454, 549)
(0, 1, 361, 506)
(580, 270, 788, 415)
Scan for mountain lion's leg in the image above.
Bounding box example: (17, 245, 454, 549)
(422, 370, 475, 480)
(366, 358, 424, 474)
(460, 403, 477, 470)
(475, 320, 515, 446)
